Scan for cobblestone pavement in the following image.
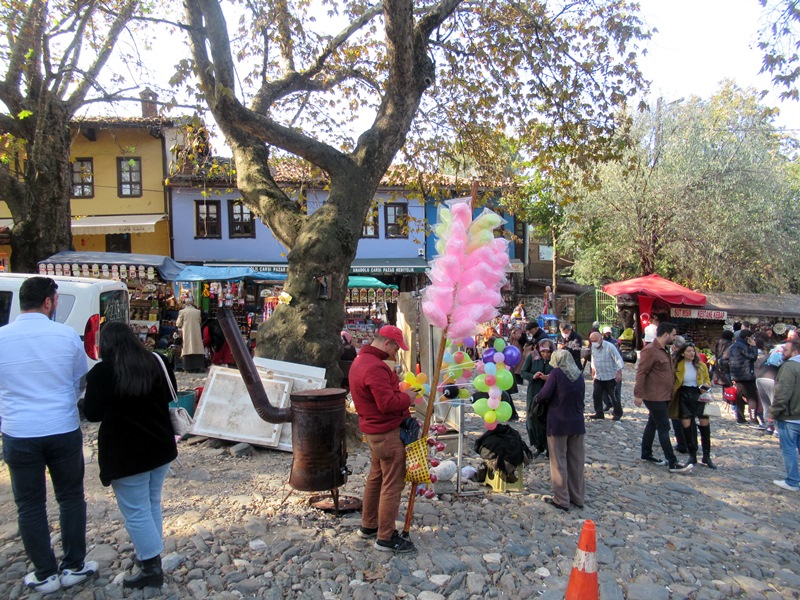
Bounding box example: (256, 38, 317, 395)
(1, 364, 799, 599)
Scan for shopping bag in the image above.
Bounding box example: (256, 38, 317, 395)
(703, 402, 722, 418)
(405, 438, 432, 484)
(722, 385, 738, 405)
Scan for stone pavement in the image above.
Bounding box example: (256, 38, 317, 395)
(1, 363, 799, 599)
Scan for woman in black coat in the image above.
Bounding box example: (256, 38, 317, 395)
(84, 322, 177, 589)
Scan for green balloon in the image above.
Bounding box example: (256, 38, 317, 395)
(496, 368, 514, 391)
(473, 374, 489, 392)
(493, 338, 506, 352)
(473, 396, 490, 417)
(496, 401, 513, 422)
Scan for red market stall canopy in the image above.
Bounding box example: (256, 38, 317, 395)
(603, 274, 707, 307)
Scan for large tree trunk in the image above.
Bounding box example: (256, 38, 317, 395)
(9, 105, 74, 273)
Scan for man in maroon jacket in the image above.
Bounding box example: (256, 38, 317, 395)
(350, 325, 417, 553)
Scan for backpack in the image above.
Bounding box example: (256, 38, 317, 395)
(717, 345, 732, 374)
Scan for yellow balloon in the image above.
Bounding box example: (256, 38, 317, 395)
(484, 410, 497, 424)
(404, 372, 416, 384)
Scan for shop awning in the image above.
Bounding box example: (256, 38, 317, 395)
(174, 265, 260, 282)
(40, 251, 186, 280)
(71, 214, 167, 235)
(603, 274, 706, 306)
(350, 258, 427, 274)
(348, 276, 398, 289)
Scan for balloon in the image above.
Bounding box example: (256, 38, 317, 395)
(484, 374, 497, 387)
(475, 361, 485, 374)
(488, 386, 501, 399)
(424, 489, 436, 499)
(493, 352, 505, 365)
(463, 337, 475, 348)
(473, 374, 489, 392)
(462, 369, 473, 378)
(493, 338, 506, 352)
(416, 373, 428, 385)
(399, 382, 411, 392)
(414, 396, 424, 405)
(484, 362, 497, 376)
(429, 473, 438, 483)
(495, 401, 513, 422)
(430, 457, 441, 467)
(443, 353, 455, 365)
(443, 385, 460, 399)
(485, 420, 498, 430)
(487, 396, 500, 410)
(472, 396, 489, 417)
(422, 384, 431, 395)
(482, 349, 496, 363)
(496, 369, 514, 390)
(503, 346, 522, 367)
(451, 367, 463, 379)
(458, 388, 470, 399)
(404, 372, 416, 384)
(453, 351, 465, 364)
(484, 410, 497, 424)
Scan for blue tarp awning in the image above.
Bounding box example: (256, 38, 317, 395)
(175, 266, 258, 282)
(40, 251, 186, 281)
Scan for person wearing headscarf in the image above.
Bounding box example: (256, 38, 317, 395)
(340, 331, 358, 361)
(520, 339, 555, 458)
(534, 349, 586, 511)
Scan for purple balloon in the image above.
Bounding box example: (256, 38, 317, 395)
(463, 337, 476, 348)
(503, 345, 522, 368)
(482, 348, 496, 363)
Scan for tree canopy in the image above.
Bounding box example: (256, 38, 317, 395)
(560, 81, 800, 293)
(182, 0, 651, 369)
(0, 0, 150, 271)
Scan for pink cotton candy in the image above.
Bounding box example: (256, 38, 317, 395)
(425, 285, 455, 315)
(422, 301, 448, 328)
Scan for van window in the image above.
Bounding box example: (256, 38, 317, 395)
(100, 290, 129, 324)
(54, 294, 77, 324)
(0, 291, 12, 327)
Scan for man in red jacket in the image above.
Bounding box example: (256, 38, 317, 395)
(350, 325, 417, 553)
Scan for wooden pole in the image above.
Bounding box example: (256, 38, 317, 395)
(402, 325, 449, 537)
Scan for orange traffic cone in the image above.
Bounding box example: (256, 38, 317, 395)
(565, 519, 598, 600)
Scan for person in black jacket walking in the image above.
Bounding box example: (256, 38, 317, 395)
(84, 322, 177, 589)
(728, 329, 760, 425)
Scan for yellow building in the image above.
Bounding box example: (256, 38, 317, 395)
(0, 96, 177, 263)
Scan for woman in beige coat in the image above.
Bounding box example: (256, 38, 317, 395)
(176, 301, 204, 372)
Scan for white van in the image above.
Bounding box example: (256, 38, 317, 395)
(0, 273, 129, 365)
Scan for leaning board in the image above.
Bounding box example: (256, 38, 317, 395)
(190, 366, 292, 447)
(253, 357, 327, 452)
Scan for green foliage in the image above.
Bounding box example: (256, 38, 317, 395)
(560, 81, 800, 293)
(758, 0, 800, 101)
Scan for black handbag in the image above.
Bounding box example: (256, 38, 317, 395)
(531, 394, 548, 420)
(399, 416, 421, 446)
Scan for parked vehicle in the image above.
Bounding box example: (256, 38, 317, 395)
(0, 273, 129, 366)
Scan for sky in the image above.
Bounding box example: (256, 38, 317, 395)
(635, 0, 800, 131)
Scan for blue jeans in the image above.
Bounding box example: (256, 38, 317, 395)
(776, 421, 800, 488)
(2, 429, 86, 579)
(111, 463, 170, 560)
(641, 401, 677, 464)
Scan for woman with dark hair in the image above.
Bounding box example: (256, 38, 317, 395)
(670, 344, 716, 469)
(203, 318, 235, 367)
(520, 339, 554, 458)
(713, 329, 735, 387)
(84, 322, 177, 589)
(535, 349, 586, 511)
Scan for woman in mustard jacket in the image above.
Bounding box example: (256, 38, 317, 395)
(670, 344, 716, 469)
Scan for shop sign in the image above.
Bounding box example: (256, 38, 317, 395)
(670, 307, 727, 320)
(252, 265, 288, 273)
(351, 265, 419, 274)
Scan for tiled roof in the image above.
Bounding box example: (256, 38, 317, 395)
(167, 156, 485, 190)
(72, 116, 176, 128)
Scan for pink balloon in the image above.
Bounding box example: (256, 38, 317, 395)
(487, 396, 500, 409)
(414, 396, 424, 405)
(485, 420, 498, 430)
(475, 361, 485, 374)
(488, 386, 501, 399)
(462, 369, 473, 378)
(485, 374, 496, 386)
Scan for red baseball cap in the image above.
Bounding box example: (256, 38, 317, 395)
(378, 325, 408, 351)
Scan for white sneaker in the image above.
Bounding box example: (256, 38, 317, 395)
(60, 560, 98, 588)
(773, 479, 800, 492)
(24, 572, 61, 594)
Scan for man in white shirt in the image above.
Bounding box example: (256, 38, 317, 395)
(0, 277, 96, 594)
(588, 331, 625, 420)
(643, 315, 659, 347)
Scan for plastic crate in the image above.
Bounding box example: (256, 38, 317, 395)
(483, 464, 525, 493)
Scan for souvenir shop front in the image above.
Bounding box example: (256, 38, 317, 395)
(39, 251, 186, 340)
(603, 274, 708, 349)
(343, 276, 399, 348)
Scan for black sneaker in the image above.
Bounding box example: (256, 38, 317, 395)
(640, 456, 667, 466)
(668, 461, 693, 473)
(587, 414, 605, 420)
(375, 531, 416, 553)
(357, 526, 378, 539)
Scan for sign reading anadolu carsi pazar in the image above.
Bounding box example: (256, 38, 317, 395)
(670, 307, 727, 320)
